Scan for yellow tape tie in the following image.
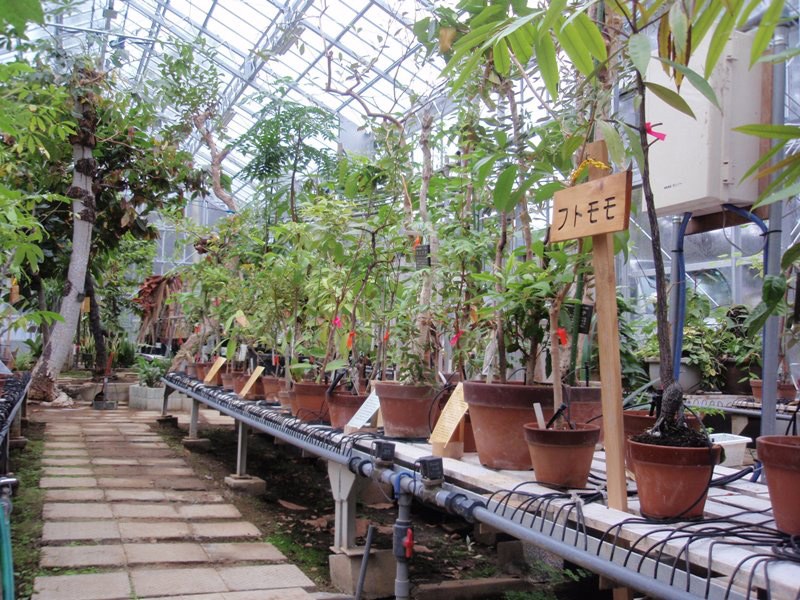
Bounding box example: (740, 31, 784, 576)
(569, 158, 611, 185)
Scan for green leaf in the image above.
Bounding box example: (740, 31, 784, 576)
(0, 0, 43, 31)
(539, 0, 567, 39)
(507, 29, 533, 64)
(668, 2, 689, 54)
(691, 0, 724, 49)
(534, 181, 564, 202)
(733, 124, 800, 139)
(628, 33, 651, 76)
(621, 123, 645, 175)
(757, 47, 800, 64)
(781, 242, 800, 271)
(494, 39, 511, 75)
(751, 0, 785, 66)
(763, 274, 787, 306)
(573, 13, 607, 62)
(450, 50, 482, 92)
(493, 165, 518, 211)
(644, 82, 696, 119)
(534, 33, 559, 99)
(556, 21, 594, 76)
(704, 7, 737, 78)
(753, 181, 800, 209)
(324, 358, 348, 372)
(470, 4, 507, 27)
(596, 121, 626, 170)
(655, 57, 721, 110)
(745, 301, 772, 336)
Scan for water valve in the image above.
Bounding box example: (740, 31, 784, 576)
(372, 440, 395, 466)
(418, 455, 444, 486)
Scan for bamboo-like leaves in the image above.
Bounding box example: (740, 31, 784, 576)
(493, 165, 518, 212)
(656, 57, 721, 110)
(645, 82, 696, 118)
(628, 33, 651, 76)
(751, 0, 786, 66)
(596, 120, 627, 170)
(556, 19, 594, 76)
(535, 32, 558, 99)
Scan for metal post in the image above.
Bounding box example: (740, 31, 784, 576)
(394, 491, 412, 600)
(189, 398, 199, 439)
(236, 422, 248, 477)
(668, 215, 682, 353)
(762, 25, 788, 437)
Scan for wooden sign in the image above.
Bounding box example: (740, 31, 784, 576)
(429, 383, 468, 444)
(344, 390, 380, 434)
(549, 171, 632, 243)
(203, 356, 226, 385)
(239, 366, 264, 397)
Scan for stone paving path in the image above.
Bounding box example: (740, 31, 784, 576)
(31, 406, 317, 600)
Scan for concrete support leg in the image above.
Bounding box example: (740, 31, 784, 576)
(182, 398, 210, 449)
(224, 422, 265, 494)
(157, 387, 178, 426)
(328, 461, 363, 554)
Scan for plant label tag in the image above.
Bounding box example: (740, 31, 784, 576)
(549, 171, 632, 243)
(237, 344, 248, 361)
(239, 366, 264, 397)
(415, 244, 431, 269)
(533, 403, 546, 429)
(429, 383, 468, 445)
(346, 390, 380, 431)
(578, 304, 594, 334)
(204, 357, 226, 384)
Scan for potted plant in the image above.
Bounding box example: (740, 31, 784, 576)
(757, 436, 800, 535)
(129, 356, 171, 410)
(713, 305, 762, 395)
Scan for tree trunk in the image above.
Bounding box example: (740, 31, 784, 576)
(29, 75, 98, 401)
(85, 268, 107, 376)
(31, 271, 50, 348)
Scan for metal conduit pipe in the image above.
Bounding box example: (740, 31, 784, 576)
(165, 379, 707, 600)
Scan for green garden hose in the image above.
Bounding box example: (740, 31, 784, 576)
(0, 497, 14, 600)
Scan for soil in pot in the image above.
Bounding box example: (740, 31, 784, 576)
(756, 435, 800, 535)
(260, 376, 282, 402)
(750, 380, 796, 402)
(292, 382, 330, 423)
(463, 382, 554, 470)
(374, 382, 437, 439)
(623, 410, 701, 467)
(629, 425, 721, 519)
(524, 423, 600, 488)
(328, 392, 367, 429)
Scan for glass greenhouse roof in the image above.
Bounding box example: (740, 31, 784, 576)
(18, 0, 450, 209)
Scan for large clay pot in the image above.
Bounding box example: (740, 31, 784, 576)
(184, 364, 197, 379)
(374, 382, 436, 439)
(292, 382, 330, 423)
(221, 371, 242, 391)
(233, 373, 257, 400)
(629, 440, 721, 519)
(564, 386, 603, 443)
(757, 435, 800, 535)
(623, 410, 702, 467)
(750, 380, 796, 402)
(328, 392, 367, 429)
(196, 362, 222, 386)
(524, 424, 601, 488)
(260, 376, 282, 402)
(277, 390, 294, 411)
(194, 363, 207, 381)
(463, 382, 554, 470)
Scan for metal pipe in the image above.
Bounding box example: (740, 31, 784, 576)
(761, 24, 789, 437)
(354, 524, 375, 600)
(394, 492, 412, 600)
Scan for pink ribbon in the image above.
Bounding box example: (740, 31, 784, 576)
(645, 122, 666, 141)
(450, 330, 464, 347)
(332, 316, 342, 328)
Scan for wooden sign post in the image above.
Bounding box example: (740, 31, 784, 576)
(239, 366, 264, 398)
(549, 140, 630, 513)
(203, 356, 227, 385)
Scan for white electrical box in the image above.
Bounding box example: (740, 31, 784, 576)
(645, 31, 764, 216)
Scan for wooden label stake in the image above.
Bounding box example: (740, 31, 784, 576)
(344, 390, 381, 434)
(429, 383, 469, 459)
(239, 366, 264, 397)
(548, 140, 630, 513)
(204, 357, 227, 385)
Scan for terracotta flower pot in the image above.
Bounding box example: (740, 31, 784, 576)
(629, 440, 721, 519)
(277, 390, 294, 410)
(463, 382, 554, 470)
(623, 410, 702, 467)
(564, 386, 604, 443)
(750, 380, 796, 402)
(463, 413, 477, 453)
(328, 392, 367, 429)
(524, 424, 601, 488)
(374, 382, 436, 439)
(184, 364, 197, 378)
(194, 363, 207, 381)
(260, 376, 282, 402)
(291, 382, 330, 423)
(757, 435, 800, 535)
(221, 371, 242, 391)
(233, 373, 257, 400)
(195, 363, 222, 386)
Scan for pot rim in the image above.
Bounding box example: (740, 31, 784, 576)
(628, 439, 722, 466)
(523, 423, 600, 446)
(757, 435, 800, 450)
(464, 381, 553, 409)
